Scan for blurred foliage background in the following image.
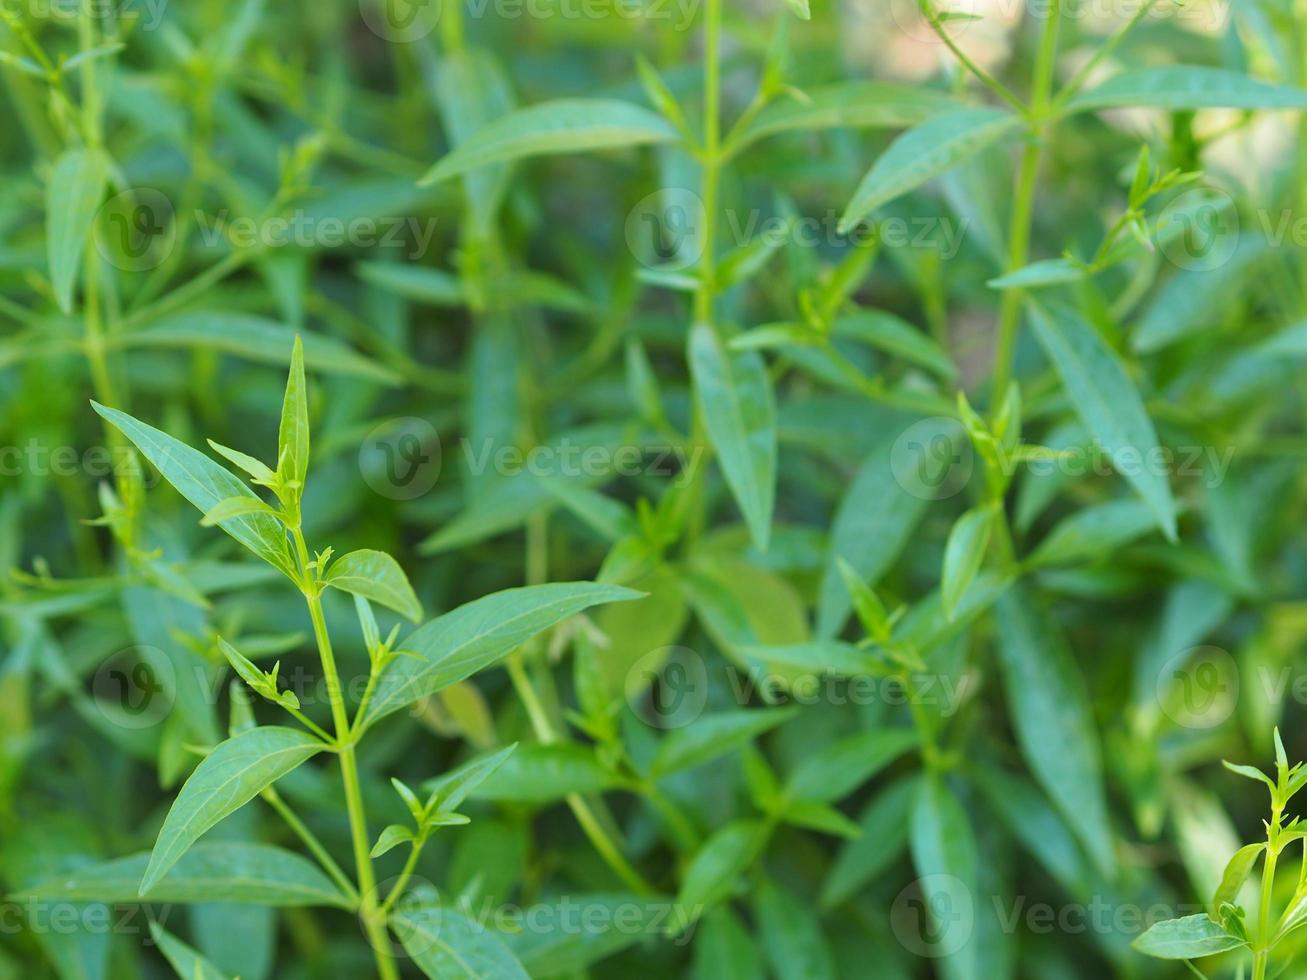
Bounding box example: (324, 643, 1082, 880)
(3, 0, 1307, 977)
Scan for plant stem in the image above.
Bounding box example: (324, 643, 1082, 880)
(262, 786, 360, 905)
(692, 0, 721, 327)
(378, 835, 427, 918)
(293, 529, 396, 980)
(991, 1, 1062, 403)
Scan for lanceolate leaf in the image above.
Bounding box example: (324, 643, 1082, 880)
(140, 727, 326, 895)
(468, 743, 626, 802)
(361, 583, 641, 727)
(650, 708, 798, 778)
(689, 323, 777, 551)
(785, 728, 919, 804)
(1068, 66, 1307, 113)
(1131, 914, 1248, 959)
(92, 402, 296, 576)
(18, 843, 350, 907)
(730, 83, 957, 153)
(324, 549, 422, 622)
(910, 775, 979, 980)
(838, 109, 1023, 233)
(277, 334, 309, 496)
(942, 505, 995, 618)
(391, 906, 529, 980)
(995, 586, 1116, 879)
(149, 923, 233, 980)
(1028, 304, 1178, 541)
(420, 99, 679, 186)
(47, 146, 110, 313)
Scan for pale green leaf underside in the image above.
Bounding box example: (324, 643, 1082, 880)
(1131, 914, 1248, 959)
(47, 146, 110, 313)
(325, 548, 423, 623)
(1028, 304, 1178, 541)
(1068, 66, 1307, 113)
(839, 108, 1023, 233)
(16, 842, 350, 907)
(731, 83, 958, 152)
(361, 582, 642, 727)
(141, 726, 325, 895)
(689, 323, 777, 552)
(392, 906, 529, 980)
(420, 99, 679, 186)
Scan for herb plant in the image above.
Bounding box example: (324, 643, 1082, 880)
(4, 0, 1307, 978)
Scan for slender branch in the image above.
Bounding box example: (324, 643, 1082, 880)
(262, 786, 360, 906)
(919, 0, 1026, 114)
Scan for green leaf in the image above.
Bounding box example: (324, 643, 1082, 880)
(675, 821, 765, 928)
(1026, 499, 1160, 568)
(995, 586, 1115, 879)
(1211, 843, 1264, 915)
(505, 893, 660, 976)
(324, 549, 422, 623)
(910, 775, 979, 980)
(743, 640, 885, 678)
(1068, 66, 1307, 113)
(838, 109, 1023, 233)
(420, 99, 678, 186)
(1028, 304, 1178, 541)
(149, 923, 232, 980)
(782, 0, 810, 19)
(692, 909, 764, 980)
(833, 310, 956, 379)
(277, 334, 309, 498)
(361, 582, 641, 727)
(942, 505, 995, 619)
(730, 83, 957, 153)
(421, 743, 517, 812)
(370, 824, 416, 859)
(986, 258, 1085, 291)
(47, 146, 110, 313)
(391, 906, 529, 980)
(469, 743, 626, 802)
(140, 726, 326, 895)
(650, 708, 798, 778)
(199, 496, 279, 528)
(118, 314, 401, 383)
(1130, 914, 1248, 960)
(356, 262, 465, 306)
(92, 402, 295, 576)
(689, 323, 777, 551)
(16, 842, 350, 907)
(753, 877, 837, 980)
(785, 728, 919, 804)
(821, 776, 918, 908)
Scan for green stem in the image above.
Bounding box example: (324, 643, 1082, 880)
(293, 529, 397, 980)
(919, 0, 1025, 113)
(692, 0, 721, 326)
(991, 1, 1062, 403)
(262, 786, 360, 905)
(1254, 835, 1280, 980)
(379, 835, 427, 918)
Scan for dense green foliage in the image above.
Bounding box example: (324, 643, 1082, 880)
(5, 0, 1307, 977)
